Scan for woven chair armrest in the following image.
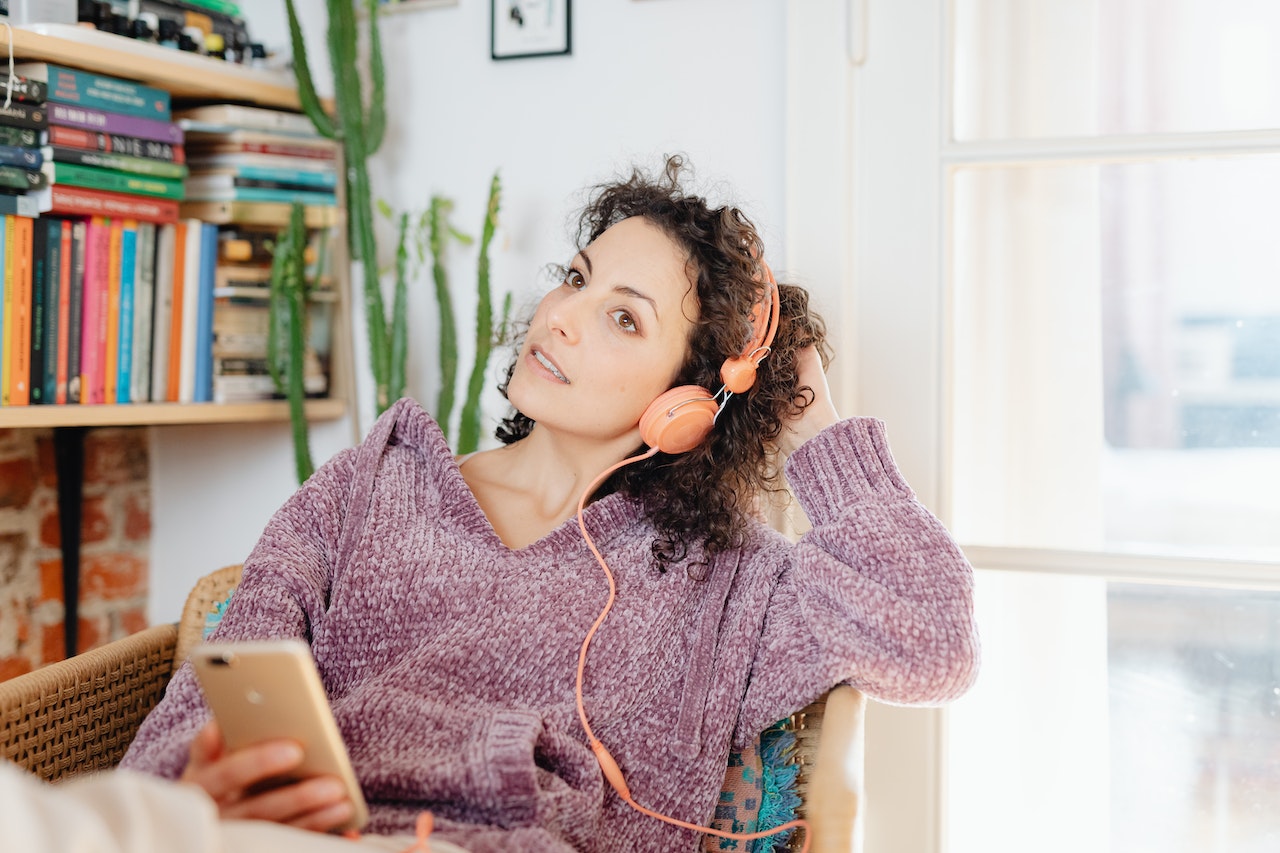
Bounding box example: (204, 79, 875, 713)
(0, 623, 179, 782)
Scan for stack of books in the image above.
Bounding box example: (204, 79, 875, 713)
(210, 225, 330, 403)
(0, 72, 51, 220)
(17, 62, 186, 224)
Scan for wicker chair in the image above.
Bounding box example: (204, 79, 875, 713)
(0, 564, 863, 852)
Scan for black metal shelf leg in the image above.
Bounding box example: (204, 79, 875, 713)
(52, 426, 87, 660)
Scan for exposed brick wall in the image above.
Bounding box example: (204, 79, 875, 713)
(0, 427, 151, 680)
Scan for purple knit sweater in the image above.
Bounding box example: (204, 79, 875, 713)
(121, 397, 978, 851)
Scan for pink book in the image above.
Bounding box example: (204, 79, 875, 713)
(79, 216, 110, 404)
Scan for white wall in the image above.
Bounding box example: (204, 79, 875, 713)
(149, 0, 792, 621)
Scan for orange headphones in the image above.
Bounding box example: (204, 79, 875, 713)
(637, 257, 781, 454)
(574, 254, 809, 850)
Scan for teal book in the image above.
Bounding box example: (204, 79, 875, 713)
(116, 223, 137, 403)
(15, 62, 170, 122)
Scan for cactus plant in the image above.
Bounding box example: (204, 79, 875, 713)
(285, 0, 406, 415)
(457, 171, 505, 455)
(267, 201, 315, 483)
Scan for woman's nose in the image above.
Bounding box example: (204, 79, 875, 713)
(545, 295, 581, 343)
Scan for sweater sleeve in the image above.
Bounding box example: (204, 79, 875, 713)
(118, 446, 360, 779)
(735, 418, 980, 742)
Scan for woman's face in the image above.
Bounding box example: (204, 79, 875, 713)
(508, 216, 700, 445)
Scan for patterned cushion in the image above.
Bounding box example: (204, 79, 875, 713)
(204, 588, 801, 849)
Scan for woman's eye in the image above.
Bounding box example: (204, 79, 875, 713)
(611, 310, 637, 333)
(564, 268, 586, 289)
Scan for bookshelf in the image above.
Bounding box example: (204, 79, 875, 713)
(0, 24, 353, 430)
(0, 25, 355, 658)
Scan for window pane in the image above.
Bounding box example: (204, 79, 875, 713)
(947, 570, 1280, 853)
(953, 0, 1280, 140)
(950, 156, 1280, 561)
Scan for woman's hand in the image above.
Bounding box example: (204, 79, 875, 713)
(180, 720, 356, 832)
(777, 345, 840, 458)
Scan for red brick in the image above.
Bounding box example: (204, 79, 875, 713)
(0, 656, 32, 682)
(84, 430, 149, 485)
(82, 552, 146, 600)
(76, 617, 102, 654)
(122, 492, 151, 542)
(41, 623, 65, 665)
(39, 558, 63, 603)
(36, 433, 57, 488)
(0, 457, 38, 508)
(80, 496, 112, 545)
(120, 607, 148, 636)
(15, 610, 30, 643)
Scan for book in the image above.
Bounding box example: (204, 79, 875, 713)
(177, 219, 202, 402)
(15, 62, 170, 122)
(46, 184, 180, 223)
(0, 102, 48, 131)
(0, 74, 48, 105)
(0, 164, 48, 192)
(9, 215, 34, 405)
(103, 219, 123, 404)
(194, 222, 217, 403)
(184, 186, 336, 206)
(187, 152, 336, 175)
(0, 144, 42, 170)
(45, 145, 188, 180)
(49, 125, 184, 163)
(117, 221, 141, 403)
(47, 102, 182, 145)
(0, 217, 9, 405)
(178, 200, 340, 228)
(131, 221, 156, 403)
(187, 166, 337, 190)
(174, 104, 317, 138)
(165, 221, 188, 402)
(53, 220, 72, 403)
(50, 161, 184, 199)
(0, 192, 40, 218)
(0, 126, 42, 148)
(150, 222, 176, 402)
(78, 218, 104, 404)
(28, 217, 49, 403)
(186, 139, 337, 162)
(66, 220, 86, 403)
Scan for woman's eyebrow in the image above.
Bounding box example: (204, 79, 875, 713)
(614, 286, 658, 315)
(577, 249, 593, 274)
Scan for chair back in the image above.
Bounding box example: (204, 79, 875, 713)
(172, 564, 245, 667)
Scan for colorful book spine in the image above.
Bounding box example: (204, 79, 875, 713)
(0, 126, 41, 148)
(193, 222, 217, 403)
(187, 187, 337, 206)
(0, 216, 9, 405)
(0, 75, 48, 104)
(0, 193, 40, 218)
(177, 219, 201, 402)
(47, 146, 188, 180)
(48, 184, 179, 224)
(130, 222, 155, 403)
(9, 216, 33, 405)
(29, 218, 49, 403)
(53, 220, 71, 404)
(0, 165, 48, 192)
(51, 161, 184, 199)
(79, 217, 109, 405)
(47, 103, 182, 145)
(117, 221, 139, 403)
(0, 102, 48, 131)
(16, 62, 169, 121)
(165, 221, 187, 402)
(48, 125, 184, 163)
(67, 220, 86, 404)
(0, 144, 42, 170)
(103, 219, 123, 404)
(150, 222, 176, 402)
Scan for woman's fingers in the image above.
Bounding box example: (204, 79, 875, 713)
(219, 775, 355, 830)
(186, 738, 305, 804)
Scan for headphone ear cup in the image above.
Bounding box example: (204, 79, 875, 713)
(720, 357, 759, 395)
(639, 386, 718, 454)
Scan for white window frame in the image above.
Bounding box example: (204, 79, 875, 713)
(785, 3, 1280, 852)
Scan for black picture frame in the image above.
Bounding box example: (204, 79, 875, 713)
(491, 0, 572, 60)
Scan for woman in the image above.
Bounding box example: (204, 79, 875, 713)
(121, 157, 979, 852)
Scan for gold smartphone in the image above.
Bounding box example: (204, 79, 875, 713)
(190, 639, 369, 832)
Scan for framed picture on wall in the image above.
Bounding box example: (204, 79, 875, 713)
(491, 0, 571, 60)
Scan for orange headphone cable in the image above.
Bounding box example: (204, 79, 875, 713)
(574, 449, 811, 852)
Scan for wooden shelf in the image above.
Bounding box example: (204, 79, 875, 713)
(3, 24, 306, 110)
(0, 399, 346, 429)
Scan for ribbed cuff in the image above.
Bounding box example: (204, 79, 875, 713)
(783, 417, 914, 526)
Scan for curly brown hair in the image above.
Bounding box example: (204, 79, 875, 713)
(496, 155, 831, 574)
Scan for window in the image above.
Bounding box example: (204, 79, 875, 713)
(795, 1, 1280, 850)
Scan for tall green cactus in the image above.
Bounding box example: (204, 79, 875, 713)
(427, 196, 468, 443)
(267, 202, 315, 483)
(457, 172, 504, 455)
(285, 0, 405, 415)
